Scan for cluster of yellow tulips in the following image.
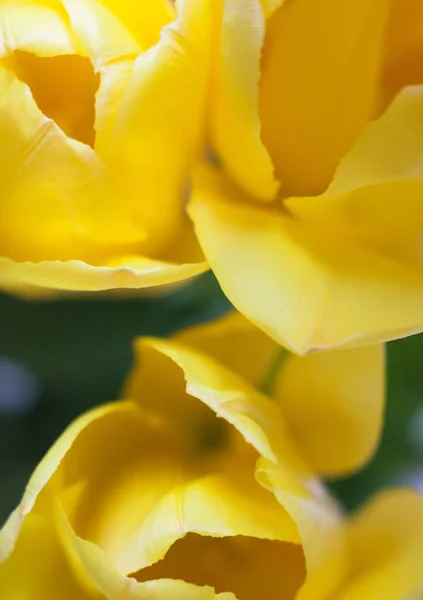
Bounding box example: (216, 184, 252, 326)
(1, 1, 423, 598)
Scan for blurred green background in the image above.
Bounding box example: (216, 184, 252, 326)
(0, 272, 422, 523)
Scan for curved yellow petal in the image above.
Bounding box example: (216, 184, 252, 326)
(100, 0, 221, 256)
(210, 0, 278, 201)
(0, 256, 207, 296)
(175, 312, 386, 477)
(0, 0, 75, 57)
(0, 507, 100, 600)
(0, 401, 117, 562)
(336, 489, 423, 600)
(61, 0, 141, 64)
(175, 311, 279, 388)
(259, 0, 390, 196)
(190, 100, 423, 352)
(97, 0, 174, 50)
(0, 67, 144, 262)
(275, 345, 385, 477)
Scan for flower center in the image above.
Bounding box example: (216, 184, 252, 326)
(3, 51, 100, 146)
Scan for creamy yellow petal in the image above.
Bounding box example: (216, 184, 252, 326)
(190, 157, 423, 352)
(61, 0, 141, 64)
(0, 507, 101, 600)
(336, 489, 423, 600)
(260, 0, 390, 196)
(97, 0, 174, 50)
(0, 0, 75, 56)
(0, 256, 207, 296)
(210, 0, 278, 201)
(176, 311, 279, 388)
(100, 0, 221, 256)
(275, 345, 385, 477)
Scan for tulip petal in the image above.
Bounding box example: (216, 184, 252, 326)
(0, 508, 99, 600)
(0, 256, 207, 296)
(0, 67, 145, 262)
(175, 311, 279, 389)
(260, 0, 390, 196)
(175, 313, 385, 477)
(210, 0, 278, 201)
(99, 0, 221, 255)
(336, 489, 423, 600)
(189, 126, 423, 352)
(0, 0, 75, 57)
(0, 402, 117, 562)
(97, 0, 174, 50)
(62, 0, 174, 65)
(275, 345, 385, 477)
(61, 0, 141, 63)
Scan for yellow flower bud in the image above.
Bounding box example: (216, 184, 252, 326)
(0, 314, 389, 599)
(189, 0, 423, 353)
(0, 0, 220, 295)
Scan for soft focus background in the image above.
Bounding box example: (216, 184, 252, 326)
(0, 274, 422, 523)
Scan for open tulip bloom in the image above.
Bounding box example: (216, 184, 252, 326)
(3, 314, 420, 600)
(0, 0, 215, 294)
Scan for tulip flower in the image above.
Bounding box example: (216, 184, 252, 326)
(189, 0, 423, 353)
(0, 0, 219, 295)
(0, 313, 386, 599)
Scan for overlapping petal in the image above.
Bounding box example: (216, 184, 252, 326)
(0, 0, 215, 295)
(177, 313, 385, 477)
(210, 0, 278, 201)
(332, 489, 423, 600)
(190, 86, 423, 352)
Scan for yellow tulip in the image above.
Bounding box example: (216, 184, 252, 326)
(189, 0, 423, 353)
(0, 313, 386, 599)
(0, 0, 221, 295)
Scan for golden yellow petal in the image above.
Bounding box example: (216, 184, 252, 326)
(100, 0, 221, 256)
(97, 0, 174, 50)
(0, 0, 75, 57)
(0, 67, 144, 264)
(0, 256, 207, 297)
(175, 312, 279, 389)
(210, 0, 278, 201)
(275, 345, 385, 477)
(190, 96, 423, 354)
(0, 507, 100, 600)
(61, 0, 141, 64)
(260, 0, 390, 196)
(336, 489, 423, 600)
